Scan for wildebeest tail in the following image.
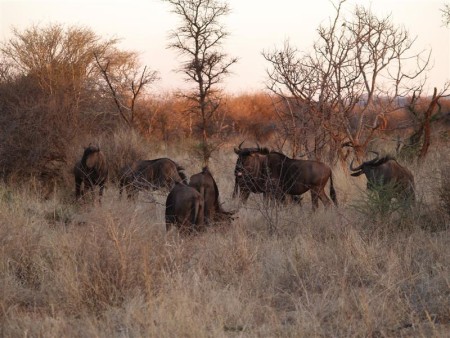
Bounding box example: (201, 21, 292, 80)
(329, 173, 338, 207)
(191, 195, 204, 231)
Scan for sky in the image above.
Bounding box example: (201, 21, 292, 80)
(1, 0, 449, 94)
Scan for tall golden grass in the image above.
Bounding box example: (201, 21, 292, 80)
(0, 144, 449, 337)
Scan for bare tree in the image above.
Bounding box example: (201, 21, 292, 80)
(402, 85, 450, 161)
(163, 0, 237, 165)
(94, 52, 159, 128)
(442, 3, 450, 26)
(263, 0, 431, 162)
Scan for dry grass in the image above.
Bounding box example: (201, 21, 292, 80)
(0, 145, 449, 337)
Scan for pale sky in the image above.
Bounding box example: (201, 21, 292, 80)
(1, 0, 449, 94)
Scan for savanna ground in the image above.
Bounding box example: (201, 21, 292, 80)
(0, 139, 449, 338)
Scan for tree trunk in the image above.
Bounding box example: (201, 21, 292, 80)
(418, 87, 438, 162)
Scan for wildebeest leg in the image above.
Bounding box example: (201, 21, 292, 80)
(179, 213, 193, 235)
(290, 195, 303, 206)
(233, 182, 251, 205)
(165, 217, 175, 232)
(98, 182, 105, 203)
(119, 178, 127, 199)
(75, 176, 83, 200)
(310, 189, 320, 211)
(317, 188, 331, 208)
(126, 183, 138, 200)
(239, 189, 250, 205)
(195, 199, 205, 232)
(83, 181, 94, 201)
(165, 201, 176, 232)
(204, 206, 212, 225)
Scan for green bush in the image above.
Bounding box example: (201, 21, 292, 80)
(352, 181, 415, 222)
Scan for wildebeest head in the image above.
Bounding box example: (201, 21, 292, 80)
(350, 151, 415, 200)
(233, 142, 270, 181)
(349, 151, 383, 178)
(82, 145, 101, 169)
(75, 144, 108, 201)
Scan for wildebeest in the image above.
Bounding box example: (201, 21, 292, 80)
(119, 158, 187, 199)
(234, 144, 337, 210)
(74, 145, 108, 201)
(165, 182, 204, 234)
(350, 152, 415, 202)
(189, 167, 235, 224)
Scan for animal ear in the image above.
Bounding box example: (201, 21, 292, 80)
(350, 171, 363, 177)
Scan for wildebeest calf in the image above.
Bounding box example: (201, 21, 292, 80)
(74, 145, 108, 201)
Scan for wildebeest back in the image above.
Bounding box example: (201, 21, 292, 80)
(189, 167, 234, 224)
(165, 182, 204, 234)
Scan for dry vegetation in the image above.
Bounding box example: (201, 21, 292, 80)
(0, 141, 449, 337)
(1, 18, 449, 338)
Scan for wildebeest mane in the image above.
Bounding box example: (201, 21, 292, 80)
(237, 147, 270, 156)
(370, 155, 397, 167)
(267, 150, 289, 160)
(177, 164, 188, 184)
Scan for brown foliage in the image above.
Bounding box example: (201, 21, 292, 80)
(133, 92, 279, 145)
(224, 92, 277, 141)
(0, 75, 77, 182)
(0, 24, 151, 192)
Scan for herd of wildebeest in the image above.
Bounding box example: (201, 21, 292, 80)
(74, 142, 415, 234)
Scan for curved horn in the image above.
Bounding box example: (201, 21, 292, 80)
(366, 151, 380, 164)
(234, 141, 245, 154)
(350, 151, 380, 171)
(349, 158, 363, 171)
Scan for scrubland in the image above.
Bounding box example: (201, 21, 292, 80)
(0, 143, 449, 338)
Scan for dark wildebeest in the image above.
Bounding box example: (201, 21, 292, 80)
(189, 167, 235, 225)
(234, 145, 337, 210)
(74, 145, 108, 201)
(350, 152, 415, 202)
(165, 182, 204, 234)
(119, 158, 187, 199)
